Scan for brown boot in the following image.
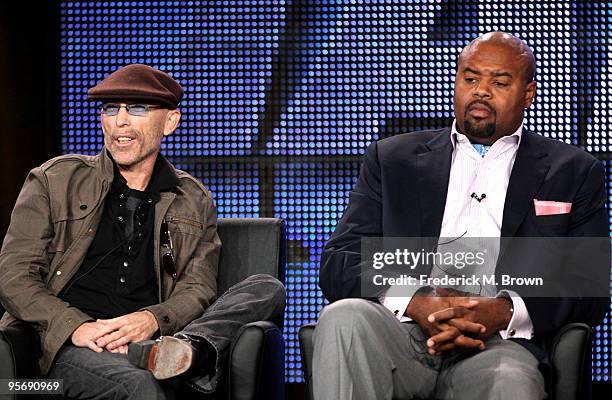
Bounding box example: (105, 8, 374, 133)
(128, 336, 196, 380)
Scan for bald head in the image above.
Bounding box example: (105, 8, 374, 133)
(459, 32, 536, 83)
(453, 32, 538, 144)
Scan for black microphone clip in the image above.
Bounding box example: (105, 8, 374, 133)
(470, 192, 486, 202)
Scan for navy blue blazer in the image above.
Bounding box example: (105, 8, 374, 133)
(320, 127, 610, 343)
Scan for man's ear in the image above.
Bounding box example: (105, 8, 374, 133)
(163, 109, 181, 136)
(523, 81, 537, 109)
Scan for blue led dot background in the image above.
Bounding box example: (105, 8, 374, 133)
(60, 1, 611, 383)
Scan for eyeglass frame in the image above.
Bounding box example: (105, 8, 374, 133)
(101, 103, 165, 117)
(160, 221, 177, 279)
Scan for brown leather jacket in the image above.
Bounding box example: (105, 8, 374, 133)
(0, 150, 220, 374)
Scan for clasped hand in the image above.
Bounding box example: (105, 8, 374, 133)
(70, 310, 159, 354)
(407, 288, 513, 356)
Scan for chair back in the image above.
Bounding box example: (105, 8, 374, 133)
(216, 218, 286, 296)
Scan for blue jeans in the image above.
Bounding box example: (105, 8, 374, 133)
(48, 274, 286, 399)
(48, 346, 173, 399)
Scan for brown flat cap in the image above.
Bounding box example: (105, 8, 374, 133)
(88, 64, 184, 108)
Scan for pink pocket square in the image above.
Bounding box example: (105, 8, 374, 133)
(533, 199, 572, 216)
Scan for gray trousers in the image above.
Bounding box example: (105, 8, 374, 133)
(313, 299, 546, 400)
(48, 274, 285, 400)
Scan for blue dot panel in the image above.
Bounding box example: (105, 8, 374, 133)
(274, 162, 359, 382)
(60, 0, 285, 156)
(172, 160, 260, 218)
(61, 0, 611, 383)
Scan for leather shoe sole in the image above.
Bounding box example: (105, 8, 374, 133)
(128, 336, 195, 380)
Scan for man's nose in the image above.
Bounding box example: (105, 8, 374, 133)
(473, 83, 492, 99)
(115, 107, 131, 126)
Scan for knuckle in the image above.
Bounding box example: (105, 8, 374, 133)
(454, 336, 467, 344)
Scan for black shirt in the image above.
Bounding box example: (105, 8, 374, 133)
(60, 154, 179, 319)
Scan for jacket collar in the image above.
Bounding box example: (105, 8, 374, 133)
(98, 148, 116, 182)
(98, 149, 180, 201)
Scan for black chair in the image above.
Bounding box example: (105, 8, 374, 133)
(299, 321, 595, 400)
(0, 217, 287, 400)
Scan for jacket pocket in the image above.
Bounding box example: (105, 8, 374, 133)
(534, 213, 570, 227)
(166, 215, 204, 236)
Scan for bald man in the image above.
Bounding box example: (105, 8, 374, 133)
(313, 32, 609, 399)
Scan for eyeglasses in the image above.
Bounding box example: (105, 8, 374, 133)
(101, 103, 164, 117)
(160, 221, 177, 279)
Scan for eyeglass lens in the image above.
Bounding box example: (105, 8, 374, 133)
(102, 104, 151, 116)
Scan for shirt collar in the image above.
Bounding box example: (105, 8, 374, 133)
(450, 119, 523, 149)
(108, 152, 180, 201)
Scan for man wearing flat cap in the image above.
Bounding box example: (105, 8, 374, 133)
(0, 64, 285, 399)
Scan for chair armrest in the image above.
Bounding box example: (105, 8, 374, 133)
(298, 323, 316, 400)
(229, 321, 285, 400)
(0, 323, 40, 379)
(548, 323, 591, 400)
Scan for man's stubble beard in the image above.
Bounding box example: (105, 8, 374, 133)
(464, 117, 496, 138)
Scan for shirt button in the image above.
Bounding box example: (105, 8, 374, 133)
(123, 261, 129, 267)
(80, 204, 87, 210)
(88, 228, 94, 233)
(162, 316, 170, 323)
(117, 216, 124, 223)
(56, 270, 62, 276)
(119, 277, 126, 283)
(508, 329, 516, 337)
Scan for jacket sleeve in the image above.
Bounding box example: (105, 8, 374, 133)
(0, 168, 92, 341)
(143, 191, 220, 335)
(319, 141, 384, 303)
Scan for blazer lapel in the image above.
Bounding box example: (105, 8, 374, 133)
(417, 131, 453, 238)
(498, 132, 549, 270)
(501, 131, 550, 238)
